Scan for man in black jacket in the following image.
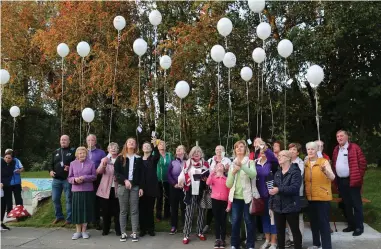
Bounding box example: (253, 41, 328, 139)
(1, 156, 16, 230)
(49, 135, 76, 225)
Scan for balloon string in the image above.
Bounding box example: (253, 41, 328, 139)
(138, 56, 141, 126)
(263, 39, 273, 138)
(256, 64, 259, 137)
(109, 30, 121, 145)
(180, 98, 182, 144)
(260, 63, 264, 138)
(154, 25, 158, 130)
(163, 70, 167, 142)
(315, 90, 320, 142)
(283, 61, 288, 149)
(0, 86, 2, 155)
(225, 37, 228, 51)
(79, 57, 84, 146)
(217, 63, 221, 145)
(12, 118, 16, 149)
(246, 81, 250, 140)
(226, 68, 232, 154)
(87, 123, 91, 136)
(61, 57, 64, 135)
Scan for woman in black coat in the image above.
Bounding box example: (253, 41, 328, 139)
(269, 150, 302, 249)
(1, 155, 16, 230)
(139, 138, 161, 236)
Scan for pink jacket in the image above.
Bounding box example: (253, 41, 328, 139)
(206, 173, 229, 202)
(96, 157, 118, 199)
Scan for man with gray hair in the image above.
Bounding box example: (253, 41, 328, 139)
(49, 135, 76, 225)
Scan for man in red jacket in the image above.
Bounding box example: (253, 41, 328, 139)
(332, 130, 367, 236)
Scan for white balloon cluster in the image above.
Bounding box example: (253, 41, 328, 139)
(133, 38, 148, 57)
(0, 69, 10, 85)
(149, 10, 162, 26)
(211, 45, 226, 63)
(248, 0, 266, 13)
(217, 18, 233, 37)
(306, 65, 324, 87)
(223, 52, 236, 68)
(240, 67, 253, 82)
(277, 39, 293, 58)
(113, 16, 126, 31)
(160, 55, 172, 70)
(10, 106, 20, 118)
(256, 22, 271, 40)
(57, 43, 70, 58)
(175, 81, 190, 99)
(252, 47, 266, 64)
(82, 108, 95, 123)
(77, 41, 91, 57)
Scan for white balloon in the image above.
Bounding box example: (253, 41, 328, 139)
(248, 0, 266, 13)
(57, 43, 69, 58)
(76, 41, 90, 57)
(217, 17, 233, 37)
(9, 106, 20, 118)
(211, 45, 226, 63)
(149, 10, 162, 26)
(223, 52, 236, 68)
(306, 65, 324, 87)
(256, 22, 271, 40)
(133, 38, 148, 56)
(113, 16, 126, 31)
(277, 39, 293, 58)
(0, 69, 10, 85)
(175, 81, 190, 99)
(82, 108, 95, 123)
(240, 67, 253, 82)
(160, 55, 172, 70)
(252, 47, 266, 64)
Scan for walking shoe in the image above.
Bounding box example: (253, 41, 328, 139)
(82, 232, 90, 239)
(116, 231, 121, 236)
(102, 231, 109, 236)
(231, 247, 236, 249)
(269, 244, 277, 249)
(1, 223, 10, 231)
(197, 234, 207, 241)
(64, 221, 71, 226)
(353, 228, 363, 236)
(131, 233, 139, 242)
(285, 240, 294, 248)
(202, 225, 210, 234)
(95, 222, 102, 231)
(183, 237, 190, 244)
(256, 233, 264, 241)
(72, 232, 82, 240)
(52, 218, 64, 224)
(219, 240, 226, 248)
(148, 230, 155, 236)
(214, 239, 221, 248)
(120, 233, 128, 242)
(343, 227, 355, 232)
(139, 231, 146, 237)
(307, 246, 322, 249)
(260, 240, 270, 249)
(169, 227, 177, 235)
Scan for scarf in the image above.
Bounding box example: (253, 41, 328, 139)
(183, 158, 209, 193)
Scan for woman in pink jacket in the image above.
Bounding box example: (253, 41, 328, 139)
(96, 142, 121, 236)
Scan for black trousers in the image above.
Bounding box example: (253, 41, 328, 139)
(94, 175, 102, 224)
(212, 199, 228, 241)
(6, 184, 23, 213)
(156, 181, 170, 219)
(274, 212, 302, 249)
(256, 214, 263, 234)
(139, 195, 156, 232)
(308, 201, 332, 249)
(100, 188, 120, 234)
(1, 186, 12, 222)
(206, 208, 214, 226)
(169, 185, 185, 228)
(337, 177, 364, 231)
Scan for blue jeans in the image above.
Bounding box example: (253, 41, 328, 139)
(308, 201, 332, 249)
(52, 178, 72, 222)
(231, 199, 255, 249)
(262, 197, 277, 234)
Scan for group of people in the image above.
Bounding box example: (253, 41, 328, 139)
(0, 129, 367, 249)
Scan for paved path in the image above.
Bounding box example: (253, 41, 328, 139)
(1, 223, 381, 249)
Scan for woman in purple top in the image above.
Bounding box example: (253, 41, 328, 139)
(68, 147, 97, 240)
(255, 142, 279, 249)
(167, 145, 187, 235)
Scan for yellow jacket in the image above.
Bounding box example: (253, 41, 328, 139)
(304, 158, 333, 201)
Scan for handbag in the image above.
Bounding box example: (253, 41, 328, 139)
(249, 159, 264, 215)
(300, 195, 309, 209)
(200, 188, 212, 209)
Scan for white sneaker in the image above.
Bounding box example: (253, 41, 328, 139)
(260, 240, 270, 249)
(307, 247, 322, 249)
(72, 232, 82, 240)
(120, 233, 128, 242)
(82, 232, 90, 239)
(269, 245, 277, 249)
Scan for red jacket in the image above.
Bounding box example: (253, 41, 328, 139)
(332, 142, 367, 187)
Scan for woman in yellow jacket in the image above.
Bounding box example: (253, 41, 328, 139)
(305, 142, 335, 249)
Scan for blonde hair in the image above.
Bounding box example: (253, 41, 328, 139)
(189, 146, 204, 159)
(233, 140, 250, 158)
(75, 147, 88, 158)
(279, 150, 292, 163)
(119, 138, 139, 166)
(176, 145, 188, 159)
(306, 141, 318, 150)
(107, 142, 119, 152)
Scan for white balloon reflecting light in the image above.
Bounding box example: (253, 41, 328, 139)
(77, 41, 91, 57)
(223, 52, 236, 68)
(256, 22, 271, 40)
(217, 17, 233, 37)
(252, 47, 266, 64)
(10, 106, 20, 118)
(149, 10, 162, 26)
(248, 0, 266, 13)
(277, 39, 293, 58)
(240, 67, 253, 82)
(133, 38, 148, 56)
(306, 65, 324, 87)
(57, 43, 70, 58)
(211, 45, 226, 63)
(82, 108, 95, 123)
(113, 16, 126, 31)
(175, 81, 190, 99)
(0, 69, 10, 85)
(160, 55, 172, 70)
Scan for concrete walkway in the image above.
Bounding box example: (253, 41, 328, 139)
(1, 223, 381, 249)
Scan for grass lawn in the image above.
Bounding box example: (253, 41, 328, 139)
(21, 171, 50, 178)
(12, 168, 381, 232)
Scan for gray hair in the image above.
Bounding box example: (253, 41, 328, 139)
(216, 145, 225, 152)
(306, 141, 318, 150)
(86, 134, 97, 141)
(189, 146, 204, 159)
(107, 142, 119, 151)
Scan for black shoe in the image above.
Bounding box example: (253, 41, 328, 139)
(102, 231, 109, 236)
(116, 231, 121, 236)
(219, 240, 226, 249)
(148, 231, 155, 236)
(343, 227, 355, 232)
(285, 240, 294, 248)
(95, 222, 102, 230)
(1, 223, 10, 230)
(139, 231, 146, 237)
(353, 229, 363, 236)
(214, 240, 221, 248)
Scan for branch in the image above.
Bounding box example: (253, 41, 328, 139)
(263, 7, 280, 41)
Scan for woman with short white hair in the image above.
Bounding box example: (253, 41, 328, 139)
(178, 146, 210, 244)
(305, 141, 335, 249)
